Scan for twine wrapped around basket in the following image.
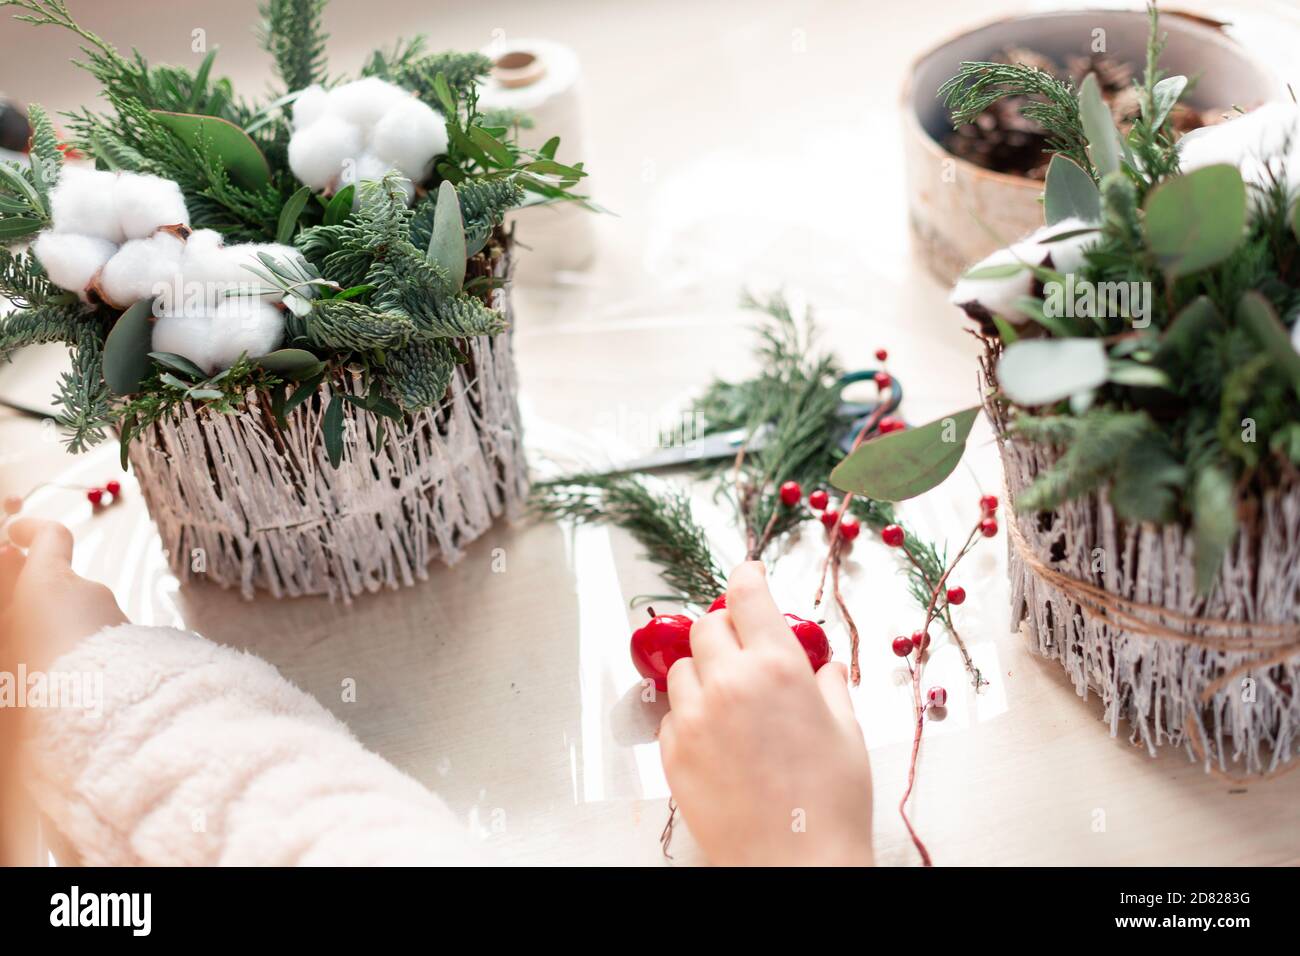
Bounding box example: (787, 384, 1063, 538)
(979, 350, 1300, 779)
(126, 248, 529, 604)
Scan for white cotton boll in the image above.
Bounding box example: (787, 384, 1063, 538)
(152, 314, 216, 374)
(288, 114, 364, 191)
(327, 77, 411, 131)
(98, 232, 184, 308)
(1023, 218, 1097, 275)
(1179, 103, 1300, 190)
(207, 297, 285, 369)
(31, 231, 118, 296)
(371, 98, 446, 180)
(113, 172, 190, 240)
(48, 166, 124, 243)
(949, 246, 1037, 324)
(292, 84, 331, 130)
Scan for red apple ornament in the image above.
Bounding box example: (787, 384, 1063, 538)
(630, 609, 694, 692)
(785, 613, 831, 671)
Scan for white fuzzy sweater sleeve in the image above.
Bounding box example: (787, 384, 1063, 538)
(21, 624, 487, 866)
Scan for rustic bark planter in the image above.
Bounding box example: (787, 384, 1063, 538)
(125, 249, 529, 603)
(980, 351, 1300, 778)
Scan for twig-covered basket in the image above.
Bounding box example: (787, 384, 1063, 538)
(981, 355, 1300, 778)
(127, 249, 528, 603)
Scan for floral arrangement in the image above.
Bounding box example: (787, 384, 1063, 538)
(835, 6, 1300, 595)
(0, 0, 588, 464)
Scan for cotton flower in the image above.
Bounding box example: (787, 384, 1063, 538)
(48, 166, 124, 243)
(287, 76, 446, 200)
(949, 218, 1098, 325)
(114, 173, 190, 240)
(31, 232, 117, 299)
(1178, 102, 1300, 194)
(151, 314, 216, 371)
(97, 231, 185, 308)
(151, 296, 285, 374)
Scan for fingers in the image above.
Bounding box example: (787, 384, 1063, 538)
(0, 545, 23, 608)
(815, 662, 858, 729)
(725, 561, 796, 653)
(6, 518, 74, 569)
(688, 609, 739, 675)
(666, 655, 701, 702)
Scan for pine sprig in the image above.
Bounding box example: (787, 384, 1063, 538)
(533, 474, 729, 607)
(258, 0, 329, 93)
(54, 325, 112, 452)
(0, 301, 83, 358)
(0, 248, 57, 308)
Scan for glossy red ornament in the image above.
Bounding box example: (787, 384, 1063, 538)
(707, 594, 727, 612)
(891, 635, 914, 657)
(877, 416, 905, 434)
(873, 371, 892, 389)
(785, 614, 831, 671)
(874, 348, 888, 362)
(946, 586, 966, 606)
(979, 494, 999, 515)
(820, 509, 839, 529)
(927, 686, 947, 708)
(838, 516, 860, 541)
(86, 488, 104, 507)
(979, 517, 998, 538)
(106, 479, 122, 497)
(631, 611, 694, 692)
(881, 524, 905, 547)
(911, 630, 930, 652)
(779, 480, 802, 507)
(807, 489, 829, 511)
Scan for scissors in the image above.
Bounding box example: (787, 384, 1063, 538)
(598, 369, 903, 476)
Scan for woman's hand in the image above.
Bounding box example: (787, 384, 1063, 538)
(0, 519, 126, 671)
(659, 561, 875, 866)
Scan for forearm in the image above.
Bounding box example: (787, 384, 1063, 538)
(19, 623, 484, 866)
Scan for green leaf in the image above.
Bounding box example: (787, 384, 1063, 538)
(279, 370, 325, 425)
(829, 406, 980, 502)
(1044, 155, 1101, 224)
(276, 185, 312, 244)
(256, 348, 322, 378)
(1109, 438, 1184, 523)
(1078, 74, 1121, 178)
(998, 338, 1108, 406)
(151, 110, 272, 192)
(432, 73, 457, 116)
(1291, 198, 1300, 245)
(1237, 290, 1300, 399)
(427, 180, 467, 291)
(1192, 465, 1236, 595)
(1155, 296, 1222, 368)
(961, 262, 1025, 280)
(467, 126, 514, 167)
(991, 315, 1020, 344)
(103, 301, 156, 396)
(540, 136, 560, 160)
(0, 217, 45, 241)
(323, 391, 346, 468)
(1142, 164, 1246, 279)
(1150, 75, 1188, 130)
(324, 185, 355, 226)
(148, 351, 207, 381)
(188, 387, 225, 400)
(1106, 361, 1170, 389)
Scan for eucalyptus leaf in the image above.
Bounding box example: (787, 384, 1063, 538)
(256, 348, 322, 375)
(1292, 198, 1300, 244)
(0, 217, 45, 240)
(276, 185, 312, 244)
(1154, 296, 1222, 368)
(1078, 74, 1122, 178)
(324, 185, 355, 226)
(1142, 164, 1246, 279)
(427, 180, 467, 291)
(151, 111, 272, 192)
(1192, 465, 1236, 595)
(1237, 290, 1300, 398)
(1106, 361, 1170, 389)
(103, 301, 156, 396)
(148, 351, 208, 381)
(1150, 75, 1188, 130)
(997, 338, 1107, 406)
(1044, 155, 1100, 225)
(962, 262, 1025, 280)
(829, 407, 980, 502)
(323, 392, 346, 468)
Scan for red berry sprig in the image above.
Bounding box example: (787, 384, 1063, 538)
(873, 371, 892, 390)
(779, 480, 802, 507)
(838, 516, 860, 542)
(881, 524, 905, 547)
(945, 586, 966, 606)
(874, 348, 888, 362)
(807, 489, 829, 511)
(927, 686, 947, 708)
(820, 509, 839, 529)
(891, 635, 914, 657)
(877, 416, 905, 434)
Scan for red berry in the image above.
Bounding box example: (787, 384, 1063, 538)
(881, 524, 905, 547)
(2, 495, 21, 516)
(946, 586, 966, 606)
(891, 635, 914, 657)
(874, 371, 892, 389)
(87, 487, 104, 507)
(820, 509, 839, 529)
(979, 494, 999, 515)
(808, 489, 829, 511)
(874, 348, 888, 362)
(630, 611, 694, 693)
(877, 416, 905, 434)
(106, 479, 122, 497)
(707, 594, 727, 613)
(838, 516, 861, 541)
(785, 614, 831, 671)
(911, 630, 930, 652)
(927, 686, 948, 708)
(979, 517, 998, 538)
(779, 480, 802, 507)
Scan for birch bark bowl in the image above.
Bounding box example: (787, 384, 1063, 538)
(903, 9, 1280, 285)
(126, 244, 529, 603)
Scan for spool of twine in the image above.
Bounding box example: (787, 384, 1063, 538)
(1005, 509, 1300, 782)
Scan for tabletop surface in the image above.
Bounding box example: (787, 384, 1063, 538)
(3, 0, 1300, 866)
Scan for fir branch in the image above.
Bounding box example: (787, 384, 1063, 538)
(533, 474, 728, 607)
(1014, 409, 1157, 512)
(361, 40, 491, 108)
(384, 339, 456, 411)
(0, 248, 57, 308)
(258, 0, 329, 92)
(939, 60, 1090, 173)
(24, 103, 62, 199)
(0, 301, 83, 357)
(54, 325, 111, 452)
(306, 299, 414, 351)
